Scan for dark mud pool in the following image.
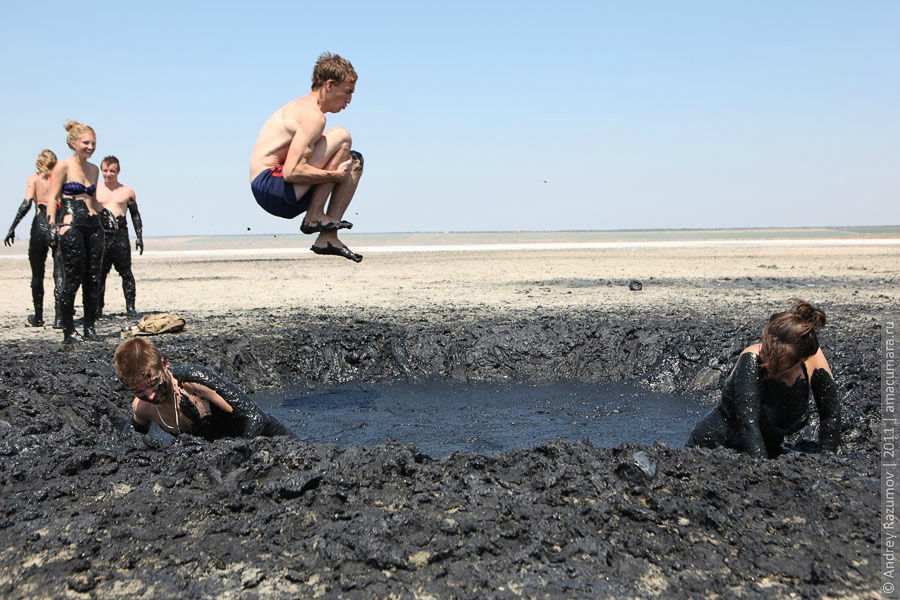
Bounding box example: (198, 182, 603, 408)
(255, 380, 708, 456)
(0, 307, 884, 597)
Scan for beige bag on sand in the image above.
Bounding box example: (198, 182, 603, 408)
(120, 313, 186, 338)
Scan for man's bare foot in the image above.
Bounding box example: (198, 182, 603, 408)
(310, 240, 363, 263)
(300, 217, 353, 235)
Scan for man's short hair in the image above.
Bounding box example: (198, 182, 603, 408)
(311, 52, 357, 89)
(101, 155, 120, 171)
(114, 337, 162, 388)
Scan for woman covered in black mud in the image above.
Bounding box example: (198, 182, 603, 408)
(114, 337, 291, 439)
(46, 120, 110, 344)
(3, 149, 62, 328)
(688, 299, 841, 458)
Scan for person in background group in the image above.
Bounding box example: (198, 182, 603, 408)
(4, 149, 64, 327)
(96, 155, 143, 317)
(47, 121, 108, 344)
(250, 52, 364, 262)
(688, 299, 841, 458)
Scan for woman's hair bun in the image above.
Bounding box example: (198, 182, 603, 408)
(789, 298, 827, 329)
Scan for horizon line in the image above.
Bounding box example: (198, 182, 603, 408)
(145, 224, 900, 239)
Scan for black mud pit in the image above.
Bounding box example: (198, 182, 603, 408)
(0, 308, 882, 597)
(257, 380, 709, 456)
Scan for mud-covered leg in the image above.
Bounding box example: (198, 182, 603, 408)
(97, 235, 115, 318)
(82, 223, 105, 340)
(111, 226, 137, 316)
(58, 220, 86, 344)
(27, 213, 51, 326)
(52, 243, 64, 329)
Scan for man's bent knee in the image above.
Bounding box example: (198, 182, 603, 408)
(325, 126, 352, 147)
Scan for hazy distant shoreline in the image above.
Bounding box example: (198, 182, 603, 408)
(1, 225, 898, 258)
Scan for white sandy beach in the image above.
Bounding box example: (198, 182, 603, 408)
(1, 231, 898, 344)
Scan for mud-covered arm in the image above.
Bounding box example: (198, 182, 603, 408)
(730, 352, 768, 458)
(172, 365, 270, 437)
(130, 399, 151, 434)
(811, 368, 840, 452)
(130, 417, 150, 434)
(175, 392, 217, 439)
(4, 199, 32, 245)
(46, 161, 66, 226)
(128, 196, 143, 254)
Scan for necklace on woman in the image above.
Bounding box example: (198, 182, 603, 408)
(156, 383, 184, 433)
(156, 403, 179, 433)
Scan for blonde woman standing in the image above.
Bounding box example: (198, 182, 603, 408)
(4, 149, 63, 327)
(47, 121, 108, 344)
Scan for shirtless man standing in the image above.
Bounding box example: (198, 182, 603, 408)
(249, 52, 364, 262)
(96, 155, 143, 317)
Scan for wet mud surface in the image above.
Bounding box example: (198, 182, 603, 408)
(0, 302, 885, 598)
(260, 381, 707, 457)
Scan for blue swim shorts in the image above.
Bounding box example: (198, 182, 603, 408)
(251, 165, 313, 219)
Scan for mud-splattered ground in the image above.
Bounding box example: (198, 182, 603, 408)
(0, 241, 894, 598)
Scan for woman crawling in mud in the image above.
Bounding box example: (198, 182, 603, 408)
(688, 299, 840, 458)
(113, 337, 291, 439)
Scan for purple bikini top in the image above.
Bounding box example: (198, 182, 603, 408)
(61, 181, 96, 197)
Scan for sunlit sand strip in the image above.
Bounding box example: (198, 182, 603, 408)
(1, 237, 898, 260)
(321, 238, 900, 254)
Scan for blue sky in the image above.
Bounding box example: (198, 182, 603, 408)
(2, 1, 897, 237)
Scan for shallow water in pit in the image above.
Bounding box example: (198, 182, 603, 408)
(254, 380, 711, 457)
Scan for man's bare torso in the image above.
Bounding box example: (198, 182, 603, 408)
(97, 182, 135, 218)
(249, 92, 326, 181)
